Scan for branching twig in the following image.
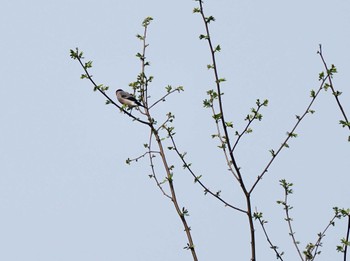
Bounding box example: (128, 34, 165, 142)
(231, 99, 268, 153)
(150, 87, 183, 110)
(126, 150, 160, 164)
(139, 17, 198, 260)
(249, 74, 330, 194)
(70, 49, 150, 126)
(210, 105, 239, 181)
(166, 129, 246, 214)
(195, 1, 256, 259)
(147, 132, 172, 200)
(309, 213, 340, 261)
(254, 210, 285, 261)
(71, 17, 198, 261)
(278, 180, 304, 261)
(345, 215, 350, 261)
(318, 45, 350, 134)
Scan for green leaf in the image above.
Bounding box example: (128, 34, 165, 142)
(212, 113, 222, 121)
(329, 64, 337, 74)
(165, 85, 172, 93)
(333, 90, 342, 97)
(84, 60, 93, 69)
(287, 132, 298, 138)
(69, 49, 77, 59)
(324, 83, 330, 91)
(310, 89, 316, 98)
(176, 86, 184, 92)
(142, 16, 153, 27)
(339, 120, 350, 128)
(203, 99, 211, 108)
(136, 34, 144, 40)
(214, 45, 221, 52)
(207, 64, 214, 69)
(199, 34, 209, 40)
(205, 16, 216, 23)
(225, 121, 233, 128)
(217, 78, 226, 83)
(246, 128, 252, 134)
(318, 71, 325, 81)
(70, 48, 84, 60)
(194, 175, 202, 183)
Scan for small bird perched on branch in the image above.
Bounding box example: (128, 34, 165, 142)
(116, 89, 145, 108)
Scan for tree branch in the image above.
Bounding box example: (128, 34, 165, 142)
(318, 44, 350, 134)
(167, 129, 246, 214)
(249, 74, 330, 194)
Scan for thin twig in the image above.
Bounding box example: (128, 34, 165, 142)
(197, 1, 244, 184)
(310, 214, 339, 261)
(147, 132, 172, 200)
(254, 209, 284, 260)
(167, 130, 246, 214)
(344, 215, 350, 261)
(231, 101, 266, 153)
(74, 51, 150, 126)
(249, 75, 330, 195)
(128, 150, 160, 163)
(149, 88, 182, 110)
(283, 187, 304, 261)
(210, 105, 239, 181)
(318, 44, 350, 132)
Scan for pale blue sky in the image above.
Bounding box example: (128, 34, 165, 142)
(1, 0, 350, 260)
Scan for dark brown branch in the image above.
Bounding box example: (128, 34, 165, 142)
(254, 210, 285, 261)
(344, 215, 350, 261)
(249, 75, 330, 195)
(197, 2, 255, 259)
(310, 213, 340, 261)
(149, 88, 182, 110)
(74, 52, 151, 126)
(231, 101, 265, 153)
(318, 44, 350, 132)
(197, 1, 244, 185)
(138, 18, 199, 260)
(167, 130, 246, 214)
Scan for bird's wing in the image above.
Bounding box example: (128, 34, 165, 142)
(120, 91, 130, 98)
(126, 96, 138, 102)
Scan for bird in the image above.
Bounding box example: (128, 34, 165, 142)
(115, 89, 145, 108)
